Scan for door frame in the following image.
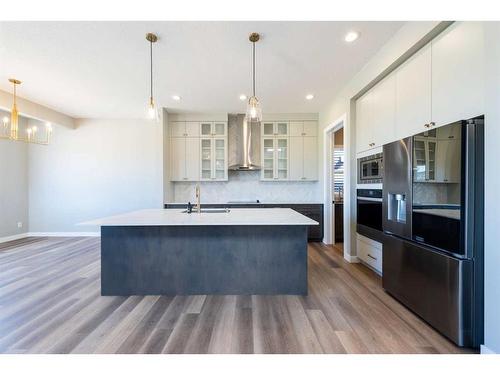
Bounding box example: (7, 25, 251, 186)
(323, 114, 346, 246)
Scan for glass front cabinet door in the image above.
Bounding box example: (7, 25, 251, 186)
(200, 138, 227, 181)
(261, 137, 288, 180)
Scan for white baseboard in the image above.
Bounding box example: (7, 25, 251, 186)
(480, 345, 497, 354)
(27, 232, 100, 237)
(0, 232, 29, 244)
(344, 254, 359, 263)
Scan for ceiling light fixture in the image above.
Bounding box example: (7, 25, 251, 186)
(172, 95, 181, 101)
(245, 33, 262, 123)
(146, 32, 159, 121)
(0, 78, 52, 145)
(306, 94, 314, 100)
(344, 31, 359, 43)
(239, 94, 247, 101)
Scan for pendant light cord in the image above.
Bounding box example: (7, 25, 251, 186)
(252, 41, 256, 97)
(150, 39, 153, 100)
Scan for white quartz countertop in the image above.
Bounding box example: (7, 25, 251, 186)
(413, 208, 461, 220)
(81, 208, 319, 227)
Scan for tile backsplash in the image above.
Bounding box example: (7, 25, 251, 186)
(171, 170, 320, 203)
(413, 182, 460, 205)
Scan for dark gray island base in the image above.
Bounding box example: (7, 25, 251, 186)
(101, 225, 308, 296)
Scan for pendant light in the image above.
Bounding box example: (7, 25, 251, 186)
(146, 32, 159, 121)
(0, 78, 53, 145)
(246, 33, 262, 123)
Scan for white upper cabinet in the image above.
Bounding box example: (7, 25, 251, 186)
(200, 121, 227, 137)
(431, 22, 485, 127)
(170, 137, 200, 181)
(395, 43, 432, 139)
(356, 74, 395, 153)
(302, 136, 318, 180)
(200, 138, 228, 181)
(288, 136, 318, 181)
(355, 90, 373, 153)
(170, 121, 200, 138)
(356, 22, 485, 155)
(371, 73, 396, 147)
(289, 121, 317, 137)
(262, 121, 288, 137)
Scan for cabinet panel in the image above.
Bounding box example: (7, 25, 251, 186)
(170, 122, 186, 138)
(396, 44, 432, 139)
(185, 138, 200, 181)
(432, 22, 484, 127)
(262, 122, 275, 136)
(289, 121, 303, 137)
(200, 122, 212, 137)
(303, 137, 318, 180)
(303, 121, 318, 137)
(170, 137, 186, 181)
(288, 136, 303, 180)
(356, 91, 373, 153)
(435, 139, 460, 183)
(371, 74, 396, 147)
(185, 122, 200, 137)
(214, 138, 227, 180)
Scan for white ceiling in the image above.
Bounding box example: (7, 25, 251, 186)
(0, 21, 404, 119)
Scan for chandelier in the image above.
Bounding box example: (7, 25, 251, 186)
(0, 78, 53, 145)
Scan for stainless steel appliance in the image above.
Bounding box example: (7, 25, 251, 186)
(356, 189, 383, 242)
(358, 152, 383, 184)
(382, 116, 484, 348)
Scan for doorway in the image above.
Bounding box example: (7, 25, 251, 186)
(323, 114, 346, 255)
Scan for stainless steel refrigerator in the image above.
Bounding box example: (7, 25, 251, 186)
(382, 116, 484, 348)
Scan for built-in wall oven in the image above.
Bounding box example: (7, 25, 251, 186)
(358, 153, 383, 184)
(356, 189, 383, 242)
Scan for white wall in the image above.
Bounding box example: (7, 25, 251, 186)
(28, 118, 163, 233)
(0, 133, 29, 239)
(483, 21, 500, 354)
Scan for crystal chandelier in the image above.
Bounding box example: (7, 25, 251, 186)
(246, 33, 262, 123)
(0, 78, 53, 145)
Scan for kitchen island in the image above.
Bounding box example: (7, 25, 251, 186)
(83, 208, 317, 296)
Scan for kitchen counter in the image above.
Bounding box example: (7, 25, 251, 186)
(83, 208, 318, 227)
(89, 208, 312, 296)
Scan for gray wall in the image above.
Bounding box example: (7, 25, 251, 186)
(0, 136, 29, 238)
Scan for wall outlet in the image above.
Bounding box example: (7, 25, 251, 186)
(17, 222, 23, 228)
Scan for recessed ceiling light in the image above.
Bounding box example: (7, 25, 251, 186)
(344, 31, 359, 43)
(306, 94, 314, 100)
(172, 95, 181, 101)
(239, 94, 247, 101)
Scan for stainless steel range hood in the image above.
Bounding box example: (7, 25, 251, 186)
(228, 113, 261, 171)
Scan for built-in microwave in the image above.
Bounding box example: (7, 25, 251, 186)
(357, 153, 383, 184)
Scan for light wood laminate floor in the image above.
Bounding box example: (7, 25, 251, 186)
(0, 237, 475, 354)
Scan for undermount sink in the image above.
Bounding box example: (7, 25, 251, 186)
(182, 208, 230, 214)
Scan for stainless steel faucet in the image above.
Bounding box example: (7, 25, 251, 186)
(195, 184, 201, 213)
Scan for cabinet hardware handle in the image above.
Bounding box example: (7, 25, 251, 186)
(301, 177, 307, 180)
(183, 177, 188, 180)
(367, 254, 377, 260)
(301, 132, 306, 136)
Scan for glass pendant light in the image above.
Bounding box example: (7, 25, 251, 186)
(146, 32, 159, 121)
(246, 33, 262, 123)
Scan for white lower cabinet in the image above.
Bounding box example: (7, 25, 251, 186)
(289, 136, 318, 181)
(170, 137, 200, 181)
(357, 234, 383, 274)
